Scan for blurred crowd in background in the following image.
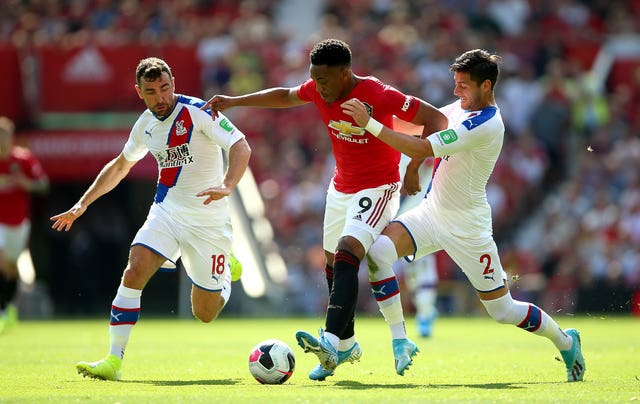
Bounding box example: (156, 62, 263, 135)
(1, 0, 639, 317)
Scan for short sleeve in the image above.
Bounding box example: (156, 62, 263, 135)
(428, 121, 492, 157)
(122, 119, 149, 162)
(297, 79, 314, 102)
(204, 111, 245, 151)
(381, 84, 419, 122)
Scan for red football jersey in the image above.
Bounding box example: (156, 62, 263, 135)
(0, 146, 47, 226)
(298, 76, 419, 193)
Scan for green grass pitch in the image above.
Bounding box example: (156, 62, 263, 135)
(0, 315, 637, 403)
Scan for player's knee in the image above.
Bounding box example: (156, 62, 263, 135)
(121, 265, 150, 289)
(367, 235, 397, 275)
(194, 311, 216, 323)
(193, 306, 218, 323)
(122, 258, 160, 289)
(0, 261, 19, 277)
(121, 267, 140, 286)
(487, 308, 513, 324)
(192, 297, 224, 323)
(481, 294, 518, 325)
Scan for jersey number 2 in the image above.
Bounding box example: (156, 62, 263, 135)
(480, 253, 494, 277)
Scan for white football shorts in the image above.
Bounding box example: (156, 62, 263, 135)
(0, 220, 30, 262)
(323, 181, 401, 254)
(132, 203, 233, 292)
(395, 198, 507, 293)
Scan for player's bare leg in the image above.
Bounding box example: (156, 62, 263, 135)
(76, 246, 164, 381)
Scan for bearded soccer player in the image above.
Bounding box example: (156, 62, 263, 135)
(203, 38, 448, 379)
(342, 49, 585, 382)
(51, 57, 251, 381)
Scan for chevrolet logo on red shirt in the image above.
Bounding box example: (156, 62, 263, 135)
(329, 120, 365, 137)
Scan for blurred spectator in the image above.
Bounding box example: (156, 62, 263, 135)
(571, 79, 610, 139)
(496, 62, 543, 137)
(486, 0, 531, 37)
(529, 59, 574, 182)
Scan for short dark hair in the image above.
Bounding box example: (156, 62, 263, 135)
(310, 39, 351, 67)
(450, 49, 501, 89)
(136, 57, 172, 85)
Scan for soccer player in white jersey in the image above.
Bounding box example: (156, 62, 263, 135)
(342, 49, 585, 382)
(50, 57, 251, 381)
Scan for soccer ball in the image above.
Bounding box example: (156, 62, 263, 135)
(248, 339, 295, 384)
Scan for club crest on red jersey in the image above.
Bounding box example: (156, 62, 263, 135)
(329, 120, 364, 137)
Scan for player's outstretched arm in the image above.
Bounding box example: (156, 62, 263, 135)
(201, 88, 307, 118)
(342, 98, 435, 160)
(196, 138, 252, 205)
(50, 154, 135, 232)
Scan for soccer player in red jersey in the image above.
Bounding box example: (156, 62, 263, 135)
(0, 116, 49, 333)
(203, 39, 448, 379)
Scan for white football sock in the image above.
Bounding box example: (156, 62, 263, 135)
(109, 284, 142, 359)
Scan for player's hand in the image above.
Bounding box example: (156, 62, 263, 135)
(196, 186, 232, 205)
(200, 95, 233, 119)
(50, 204, 87, 232)
(341, 98, 370, 127)
(402, 167, 422, 196)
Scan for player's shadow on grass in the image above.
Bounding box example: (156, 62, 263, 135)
(122, 379, 241, 386)
(334, 381, 534, 390)
(333, 381, 423, 389)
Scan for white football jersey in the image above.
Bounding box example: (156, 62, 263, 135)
(123, 94, 245, 226)
(424, 100, 505, 237)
